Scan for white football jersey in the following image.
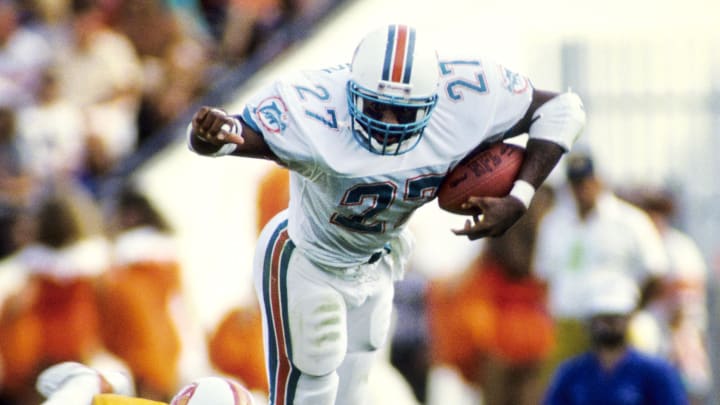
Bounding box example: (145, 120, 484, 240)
(241, 57, 532, 267)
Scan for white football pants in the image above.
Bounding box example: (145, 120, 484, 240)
(253, 210, 395, 405)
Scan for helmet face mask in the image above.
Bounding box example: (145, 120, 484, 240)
(347, 24, 440, 155)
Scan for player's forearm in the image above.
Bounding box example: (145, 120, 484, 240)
(513, 88, 586, 191)
(187, 110, 280, 161)
(516, 138, 565, 188)
(505, 139, 564, 210)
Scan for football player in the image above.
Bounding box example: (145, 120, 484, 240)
(187, 24, 586, 405)
(36, 362, 254, 405)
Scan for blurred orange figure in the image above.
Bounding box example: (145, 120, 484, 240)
(208, 165, 288, 394)
(427, 186, 555, 405)
(207, 306, 269, 393)
(254, 164, 290, 233)
(97, 186, 184, 400)
(0, 189, 108, 403)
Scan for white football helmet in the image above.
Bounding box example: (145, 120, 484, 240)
(347, 24, 440, 155)
(170, 377, 254, 405)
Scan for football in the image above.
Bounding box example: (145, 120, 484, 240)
(437, 142, 525, 215)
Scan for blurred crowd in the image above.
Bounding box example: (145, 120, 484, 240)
(0, 0, 334, 258)
(391, 151, 714, 405)
(0, 0, 338, 403)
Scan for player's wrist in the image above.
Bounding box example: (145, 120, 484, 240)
(509, 179, 535, 209)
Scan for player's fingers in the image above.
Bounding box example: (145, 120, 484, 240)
(451, 218, 472, 235)
(195, 114, 229, 141)
(194, 107, 215, 126)
(451, 215, 491, 240)
(216, 118, 244, 143)
(467, 196, 489, 207)
(452, 217, 482, 234)
(206, 116, 227, 135)
(460, 196, 488, 212)
(453, 227, 490, 240)
(194, 114, 216, 136)
(193, 107, 207, 122)
(219, 131, 245, 145)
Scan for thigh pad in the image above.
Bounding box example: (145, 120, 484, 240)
(290, 291, 347, 376)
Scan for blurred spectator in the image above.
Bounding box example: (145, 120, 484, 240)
(532, 152, 668, 386)
(220, 0, 286, 63)
(0, 203, 35, 304)
(427, 186, 555, 405)
(476, 185, 555, 405)
(0, 186, 109, 405)
(137, 24, 212, 147)
(199, 0, 229, 42)
(0, 0, 54, 107)
(543, 269, 688, 405)
(16, 68, 88, 185)
(631, 189, 712, 403)
(427, 253, 495, 392)
(53, 0, 144, 194)
(105, 0, 179, 60)
(106, 0, 213, 148)
(254, 164, 289, 232)
(97, 185, 191, 401)
(389, 268, 430, 404)
(207, 305, 269, 394)
(0, 107, 36, 258)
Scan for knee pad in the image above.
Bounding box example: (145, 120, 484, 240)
(293, 372, 339, 405)
(289, 291, 347, 376)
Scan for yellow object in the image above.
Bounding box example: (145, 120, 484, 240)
(93, 394, 167, 405)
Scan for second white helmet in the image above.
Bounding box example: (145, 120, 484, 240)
(170, 377, 254, 405)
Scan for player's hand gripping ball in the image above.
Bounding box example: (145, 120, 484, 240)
(170, 377, 254, 405)
(438, 142, 525, 215)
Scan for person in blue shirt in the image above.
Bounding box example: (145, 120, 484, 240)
(543, 269, 688, 405)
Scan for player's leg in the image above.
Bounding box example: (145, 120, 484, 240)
(335, 260, 395, 405)
(253, 210, 347, 405)
(334, 351, 376, 405)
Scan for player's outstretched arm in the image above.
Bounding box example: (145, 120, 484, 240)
(187, 106, 279, 161)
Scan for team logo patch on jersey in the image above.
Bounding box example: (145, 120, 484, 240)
(500, 66, 529, 94)
(256, 96, 289, 134)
